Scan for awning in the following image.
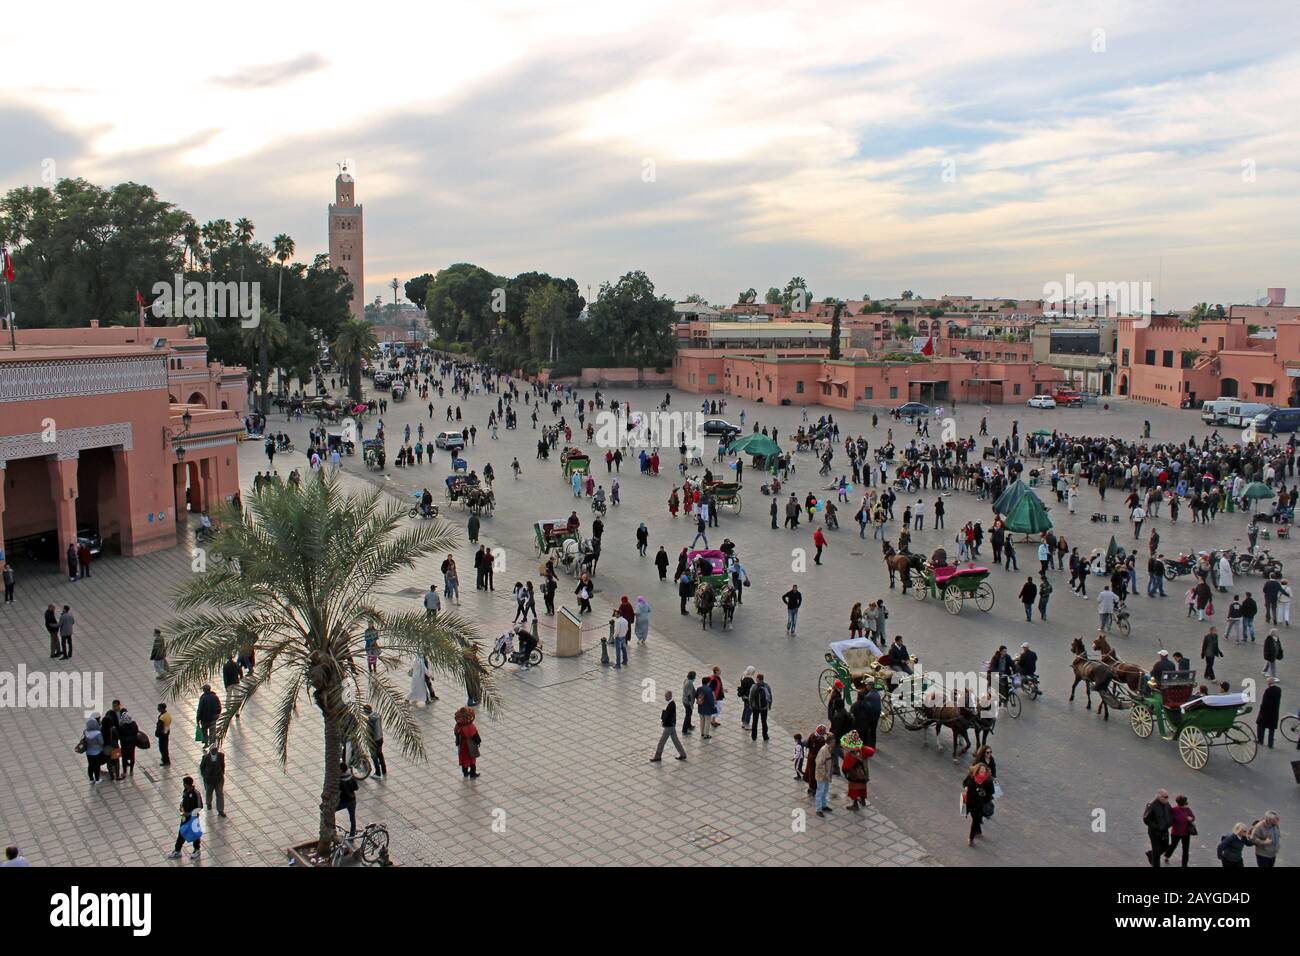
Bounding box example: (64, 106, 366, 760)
(1251, 377, 1275, 384)
(816, 375, 833, 383)
(831, 378, 848, 386)
(965, 378, 1004, 383)
(908, 379, 941, 384)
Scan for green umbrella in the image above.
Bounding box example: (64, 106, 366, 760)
(1106, 535, 1120, 561)
(1001, 489, 1053, 534)
(1242, 482, 1276, 501)
(993, 479, 1029, 516)
(727, 433, 781, 458)
(1032, 429, 1053, 437)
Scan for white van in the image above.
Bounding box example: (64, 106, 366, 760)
(1200, 398, 1232, 424)
(1221, 401, 1272, 427)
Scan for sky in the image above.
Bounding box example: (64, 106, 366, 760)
(2, 0, 1298, 311)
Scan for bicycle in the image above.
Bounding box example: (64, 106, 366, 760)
(1281, 713, 1299, 743)
(344, 740, 372, 780)
(328, 822, 392, 867)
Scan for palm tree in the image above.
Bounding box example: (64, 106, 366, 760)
(242, 307, 287, 413)
(163, 473, 495, 855)
(391, 277, 400, 306)
(182, 220, 202, 272)
(235, 218, 255, 245)
(333, 319, 377, 403)
(272, 234, 296, 313)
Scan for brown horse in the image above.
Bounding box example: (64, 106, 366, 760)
(918, 700, 976, 761)
(1092, 634, 1143, 697)
(883, 544, 924, 591)
(1069, 637, 1114, 720)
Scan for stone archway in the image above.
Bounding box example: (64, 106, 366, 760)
(186, 392, 208, 408)
(1220, 378, 1239, 398)
(1118, 374, 1128, 396)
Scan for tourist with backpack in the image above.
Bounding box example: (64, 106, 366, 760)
(748, 674, 773, 741)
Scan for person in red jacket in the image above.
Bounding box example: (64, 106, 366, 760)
(813, 527, 828, 565)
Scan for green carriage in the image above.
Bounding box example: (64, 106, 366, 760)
(910, 563, 995, 615)
(533, 518, 579, 555)
(1129, 673, 1257, 770)
(704, 480, 742, 514)
(560, 447, 590, 479)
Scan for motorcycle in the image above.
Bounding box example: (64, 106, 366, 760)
(488, 628, 543, 668)
(1162, 553, 1197, 580)
(592, 497, 607, 517)
(1234, 548, 1282, 578)
(407, 504, 440, 519)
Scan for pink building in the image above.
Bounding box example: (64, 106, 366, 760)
(0, 326, 246, 573)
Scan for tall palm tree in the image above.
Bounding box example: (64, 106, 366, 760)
(164, 474, 495, 855)
(181, 220, 202, 272)
(272, 234, 296, 313)
(235, 217, 255, 245)
(242, 307, 288, 413)
(333, 319, 377, 403)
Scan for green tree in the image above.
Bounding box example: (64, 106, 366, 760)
(738, 287, 757, 304)
(404, 273, 434, 310)
(235, 217, 255, 245)
(900, 290, 915, 300)
(242, 308, 287, 413)
(333, 319, 378, 402)
(163, 473, 496, 856)
(782, 276, 811, 314)
(764, 287, 782, 305)
(829, 300, 844, 360)
(425, 263, 504, 347)
(272, 234, 295, 313)
(586, 270, 676, 371)
(523, 282, 577, 363)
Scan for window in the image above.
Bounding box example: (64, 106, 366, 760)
(1162, 350, 1174, 368)
(706, 373, 716, 385)
(889, 386, 898, 399)
(1255, 383, 1274, 398)
(795, 381, 804, 394)
(1121, 348, 1130, 367)
(1144, 349, 1156, 365)
(1013, 384, 1021, 395)
(864, 386, 874, 399)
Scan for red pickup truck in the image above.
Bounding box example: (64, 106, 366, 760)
(1054, 389, 1084, 407)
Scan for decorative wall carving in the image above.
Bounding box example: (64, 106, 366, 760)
(0, 356, 168, 403)
(0, 422, 134, 464)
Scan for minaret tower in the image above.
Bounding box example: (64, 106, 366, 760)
(328, 161, 365, 319)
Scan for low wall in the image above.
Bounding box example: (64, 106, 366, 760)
(573, 367, 673, 388)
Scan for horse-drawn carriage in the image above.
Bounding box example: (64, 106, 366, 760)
(560, 447, 590, 479)
(1129, 672, 1257, 770)
(533, 518, 579, 555)
(816, 638, 897, 732)
(362, 438, 385, 470)
(910, 563, 994, 615)
(464, 485, 495, 516)
(687, 549, 737, 629)
(793, 425, 831, 453)
(703, 480, 742, 513)
(445, 473, 479, 503)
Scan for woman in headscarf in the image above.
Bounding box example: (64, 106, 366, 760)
(840, 731, 875, 810)
(79, 716, 105, 783)
(617, 595, 636, 633)
(454, 707, 481, 779)
(408, 654, 432, 708)
(633, 596, 651, 645)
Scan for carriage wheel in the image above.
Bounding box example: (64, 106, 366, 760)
(1281, 714, 1300, 743)
(900, 705, 926, 731)
(1177, 726, 1210, 770)
(974, 582, 995, 612)
(817, 669, 839, 704)
(879, 697, 895, 733)
(1226, 721, 1258, 764)
(911, 581, 929, 602)
(943, 585, 963, 614)
(1129, 703, 1154, 738)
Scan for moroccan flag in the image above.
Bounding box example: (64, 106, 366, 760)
(135, 289, 145, 308)
(921, 333, 934, 356)
(1, 244, 13, 282)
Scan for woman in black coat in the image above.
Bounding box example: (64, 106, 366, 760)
(963, 765, 994, 847)
(1256, 679, 1281, 748)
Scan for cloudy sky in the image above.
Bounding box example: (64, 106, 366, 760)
(2, 0, 1298, 310)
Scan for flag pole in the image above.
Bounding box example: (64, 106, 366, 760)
(1, 242, 14, 350)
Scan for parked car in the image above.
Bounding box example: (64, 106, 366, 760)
(895, 402, 930, 418)
(1027, 395, 1057, 409)
(7, 525, 103, 563)
(1053, 389, 1083, 407)
(434, 430, 466, 451)
(701, 418, 740, 438)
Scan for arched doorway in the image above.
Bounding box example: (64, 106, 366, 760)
(1118, 374, 1128, 396)
(1220, 378, 1238, 398)
(186, 392, 208, 408)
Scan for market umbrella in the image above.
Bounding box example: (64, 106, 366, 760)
(727, 433, 781, 458)
(1242, 482, 1276, 501)
(993, 478, 1029, 516)
(1032, 429, 1053, 437)
(1106, 535, 1120, 562)
(1001, 489, 1053, 535)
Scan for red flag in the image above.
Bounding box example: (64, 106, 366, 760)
(2, 245, 13, 282)
(921, 333, 934, 356)
(135, 289, 145, 308)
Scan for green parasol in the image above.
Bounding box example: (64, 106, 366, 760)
(1106, 535, 1120, 561)
(1032, 429, 1053, 437)
(727, 433, 781, 458)
(1001, 488, 1053, 534)
(1242, 482, 1276, 501)
(993, 479, 1029, 516)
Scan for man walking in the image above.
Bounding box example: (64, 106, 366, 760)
(749, 674, 772, 741)
(813, 527, 828, 566)
(782, 584, 802, 635)
(1143, 789, 1173, 867)
(649, 691, 687, 761)
(695, 681, 717, 739)
(423, 584, 441, 623)
(199, 744, 227, 818)
(2, 564, 13, 603)
(1201, 626, 1223, 679)
(45, 604, 60, 658)
(1097, 585, 1118, 632)
(1019, 577, 1038, 623)
(196, 684, 222, 746)
(681, 671, 697, 735)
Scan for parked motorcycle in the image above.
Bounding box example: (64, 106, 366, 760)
(1162, 553, 1197, 580)
(1233, 548, 1283, 578)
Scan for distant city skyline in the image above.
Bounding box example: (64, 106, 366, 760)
(1, 0, 1297, 311)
